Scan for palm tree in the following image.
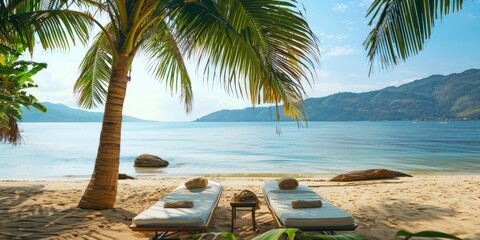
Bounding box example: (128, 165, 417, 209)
(364, 0, 464, 74)
(0, 0, 92, 144)
(74, 0, 319, 209)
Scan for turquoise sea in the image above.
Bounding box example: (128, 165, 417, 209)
(1, 121, 479, 179)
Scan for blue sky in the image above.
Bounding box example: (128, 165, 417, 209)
(28, 0, 480, 121)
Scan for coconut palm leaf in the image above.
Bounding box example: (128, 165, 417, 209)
(0, 0, 93, 53)
(74, 24, 114, 109)
(396, 229, 462, 240)
(163, 0, 319, 121)
(16, 9, 91, 50)
(139, 19, 194, 112)
(364, 0, 464, 74)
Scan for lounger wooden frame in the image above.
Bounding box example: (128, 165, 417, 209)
(130, 187, 223, 240)
(262, 187, 357, 235)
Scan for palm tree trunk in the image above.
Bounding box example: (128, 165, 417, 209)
(78, 51, 130, 209)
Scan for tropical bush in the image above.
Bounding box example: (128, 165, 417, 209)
(182, 228, 462, 240)
(0, 45, 46, 145)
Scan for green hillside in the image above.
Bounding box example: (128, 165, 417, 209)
(196, 69, 480, 122)
(22, 102, 150, 122)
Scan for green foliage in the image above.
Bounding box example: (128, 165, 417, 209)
(183, 229, 462, 240)
(252, 228, 299, 240)
(0, 0, 92, 145)
(181, 232, 237, 240)
(0, 45, 46, 145)
(364, 0, 464, 74)
(0, 0, 92, 54)
(396, 230, 462, 240)
(252, 228, 365, 240)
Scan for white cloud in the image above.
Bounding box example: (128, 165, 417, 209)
(332, 3, 348, 12)
(350, 73, 360, 78)
(319, 32, 349, 41)
(323, 45, 356, 58)
(315, 69, 333, 79)
(466, 13, 478, 20)
(359, 0, 374, 7)
(343, 20, 355, 26)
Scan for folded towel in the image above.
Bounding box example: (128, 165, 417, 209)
(291, 200, 322, 209)
(278, 177, 299, 190)
(164, 201, 194, 208)
(185, 176, 208, 189)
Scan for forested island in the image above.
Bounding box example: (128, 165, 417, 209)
(197, 69, 480, 122)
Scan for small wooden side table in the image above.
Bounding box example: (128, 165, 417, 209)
(230, 198, 257, 232)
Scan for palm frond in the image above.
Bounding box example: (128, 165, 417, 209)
(364, 0, 464, 74)
(15, 9, 92, 51)
(139, 19, 193, 112)
(74, 24, 114, 109)
(165, 0, 319, 121)
(0, 115, 22, 146)
(0, 0, 94, 54)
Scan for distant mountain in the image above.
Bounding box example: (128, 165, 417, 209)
(196, 69, 480, 122)
(22, 102, 150, 122)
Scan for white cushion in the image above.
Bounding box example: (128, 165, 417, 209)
(132, 181, 222, 227)
(264, 182, 355, 228)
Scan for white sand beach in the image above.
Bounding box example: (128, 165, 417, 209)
(0, 175, 479, 239)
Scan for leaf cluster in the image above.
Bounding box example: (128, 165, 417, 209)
(364, 0, 464, 74)
(181, 228, 462, 240)
(74, 0, 320, 123)
(0, 0, 92, 55)
(0, 0, 93, 145)
(0, 46, 46, 145)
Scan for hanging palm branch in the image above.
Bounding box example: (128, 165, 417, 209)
(0, 0, 93, 54)
(364, 0, 464, 74)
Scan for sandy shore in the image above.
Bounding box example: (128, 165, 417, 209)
(0, 175, 479, 239)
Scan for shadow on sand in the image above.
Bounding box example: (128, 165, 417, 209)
(353, 200, 459, 240)
(0, 185, 138, 239)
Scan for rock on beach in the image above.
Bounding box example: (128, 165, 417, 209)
(134, 154, 169, 167)
(330, 169, 412, 182)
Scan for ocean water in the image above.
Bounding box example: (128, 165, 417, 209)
(1, 121, 479, 179)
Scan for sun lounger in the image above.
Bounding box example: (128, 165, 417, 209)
(263, 181, 357, 234)
(130, 180, 223, 240)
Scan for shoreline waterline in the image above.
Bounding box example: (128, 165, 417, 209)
(1, 170, 478, 181)
(2, 121, 480, 179)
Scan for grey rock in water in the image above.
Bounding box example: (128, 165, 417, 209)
(118, 173, 135, 180)
(134, 154, 169, 167)
(330, 169, 412, 182)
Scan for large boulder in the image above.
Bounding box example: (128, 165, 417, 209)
(134, 154, 169, 167)
(330, 169, 412, 182)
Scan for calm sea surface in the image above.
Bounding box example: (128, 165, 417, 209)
(1, 121, 479, 179)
